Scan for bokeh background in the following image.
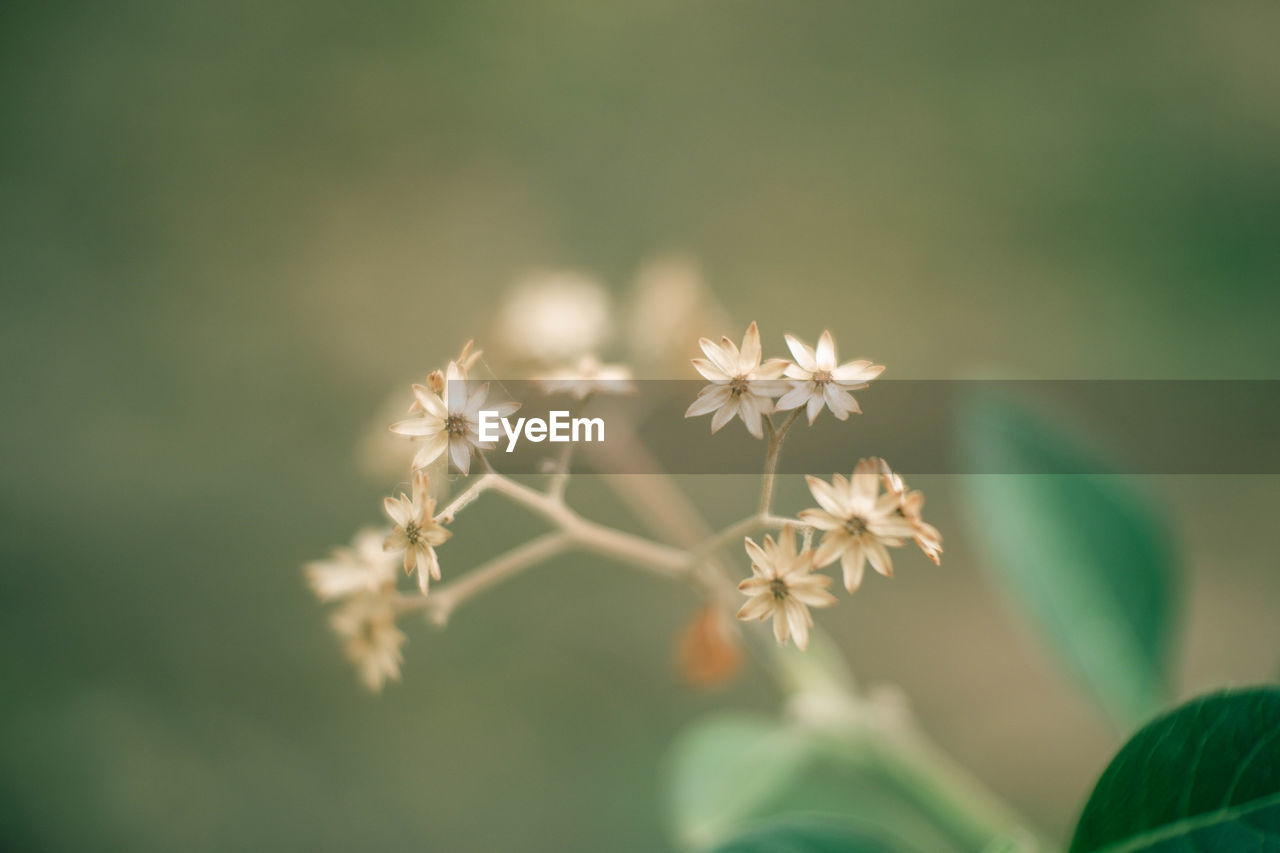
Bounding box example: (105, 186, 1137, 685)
(2, 2, 1278, 850)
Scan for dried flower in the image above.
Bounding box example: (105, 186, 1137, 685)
(330, 596, 406, 692)
(686, 322, 790, 439)
(775, 331, 884, 424)
(878, 459, 943, 565)
(675, 605, 742, 688)
(800, 459, 921, 592)
(736, 525, 836, 650)
(305, 528, 398, 603)
(421, 340, 483, 399)
(389, 361, 519, 474)
(536, 355, 635, 399)
(496, 271, 612, 364)
(383, 471, 451, 594)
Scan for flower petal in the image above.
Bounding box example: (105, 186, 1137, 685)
(710, 399, 738, 433)
(833, 360, 884, 383)
(411, 385, 449, 419)
(772, 609, 789, 644)
(737, 594, 773, 621)
(797, 507, 842, 531)
(685, 384, 731, 418)
(449, 436, 472, 474)
(865, 540, 894, 578)
(739, 321, 762, 369)
(815, 330, 836, 370)
(390, 416, 443, 437)
(412, 432, 449, 470)
(744, 536, 770, 569)
(813, 531, 847, 567)
(738, 395, 765, 439)
(784, 334, 817, 373)
(691, 358, 730, 382)
(824, 386, 861, 419)
(383, 496, 410, 527)
(805, 475, 847, 516)
(805, 391, 826, 424)
(841, 547, 866, 592)
(784, 598, 812, 648)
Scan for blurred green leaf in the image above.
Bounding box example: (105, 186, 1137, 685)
(705, 816, 909, 853)
(664, 714, 816, 851)
(958, 394, 1178, 727)
(662, 713, 964, 852)
(1070, 686, 1280, 852)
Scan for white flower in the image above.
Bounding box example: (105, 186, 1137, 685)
(382, 471, 451, 594)
(305, 528, 399, 602)
(536, 355, 635, 399)
(496, 271, 612, 363)
(878, 459, 943, 565)
(389, 361, 519, 474)
(799, 459, 921, 592)
(736, 525, 836, 650)
(685, 322, 790, 439)
(330, 596, 406, 692)
(775, 331, 884, 424)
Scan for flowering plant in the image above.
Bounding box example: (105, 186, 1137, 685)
(304, 277, 1272, 853)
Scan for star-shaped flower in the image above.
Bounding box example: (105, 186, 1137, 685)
(685, 322, 790, 439)
(736, 525, 836, 650)
(389, 361, 519, 474)
(305, 528, 399, 603)
(878, 459, 943, 565)
(799, 459, 921, 592)
(330, 596, 406, 692)
(536, 354, 635, 399)
(774, 331, 884, 424)
(382, 471, 451, 594)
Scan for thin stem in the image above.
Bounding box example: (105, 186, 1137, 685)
(868, 724, 1045, 851)
(758, 409, 802, 514)
(569, 518, 689, 576)
(546, 441, 574, 500)
(487, 474, 689, 577)
(404, 532, 572, 626)
(436, 473, 497, 523)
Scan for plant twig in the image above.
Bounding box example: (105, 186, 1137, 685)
(759, 409, 802, 514)
(402, 532, 572, 626)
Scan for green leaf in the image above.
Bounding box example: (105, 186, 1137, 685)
(1070, 686, 1280, 852)
(705, 816, 908, 852)
(958, 393, 1179, 727)
(663, 713, 817, 851)
(662, 713, 967, 852)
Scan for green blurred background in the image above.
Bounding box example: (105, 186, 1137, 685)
(2, 2, 1278, 850)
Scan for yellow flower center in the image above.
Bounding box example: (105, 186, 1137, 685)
(445, 414, 468, 436)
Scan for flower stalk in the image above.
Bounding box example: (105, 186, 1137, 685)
(307, 323, 1043, 851)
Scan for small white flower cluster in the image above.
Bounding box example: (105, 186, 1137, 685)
(306, 291, 942, 690)
(685, 323, 942, 649)
(306, 337, 634, 691)
(736, 460, 942, 650)
(304, 529, 405, 691)
(686, 323, 885, 438)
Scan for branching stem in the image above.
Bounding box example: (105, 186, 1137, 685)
(759, 409, 802, 514)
